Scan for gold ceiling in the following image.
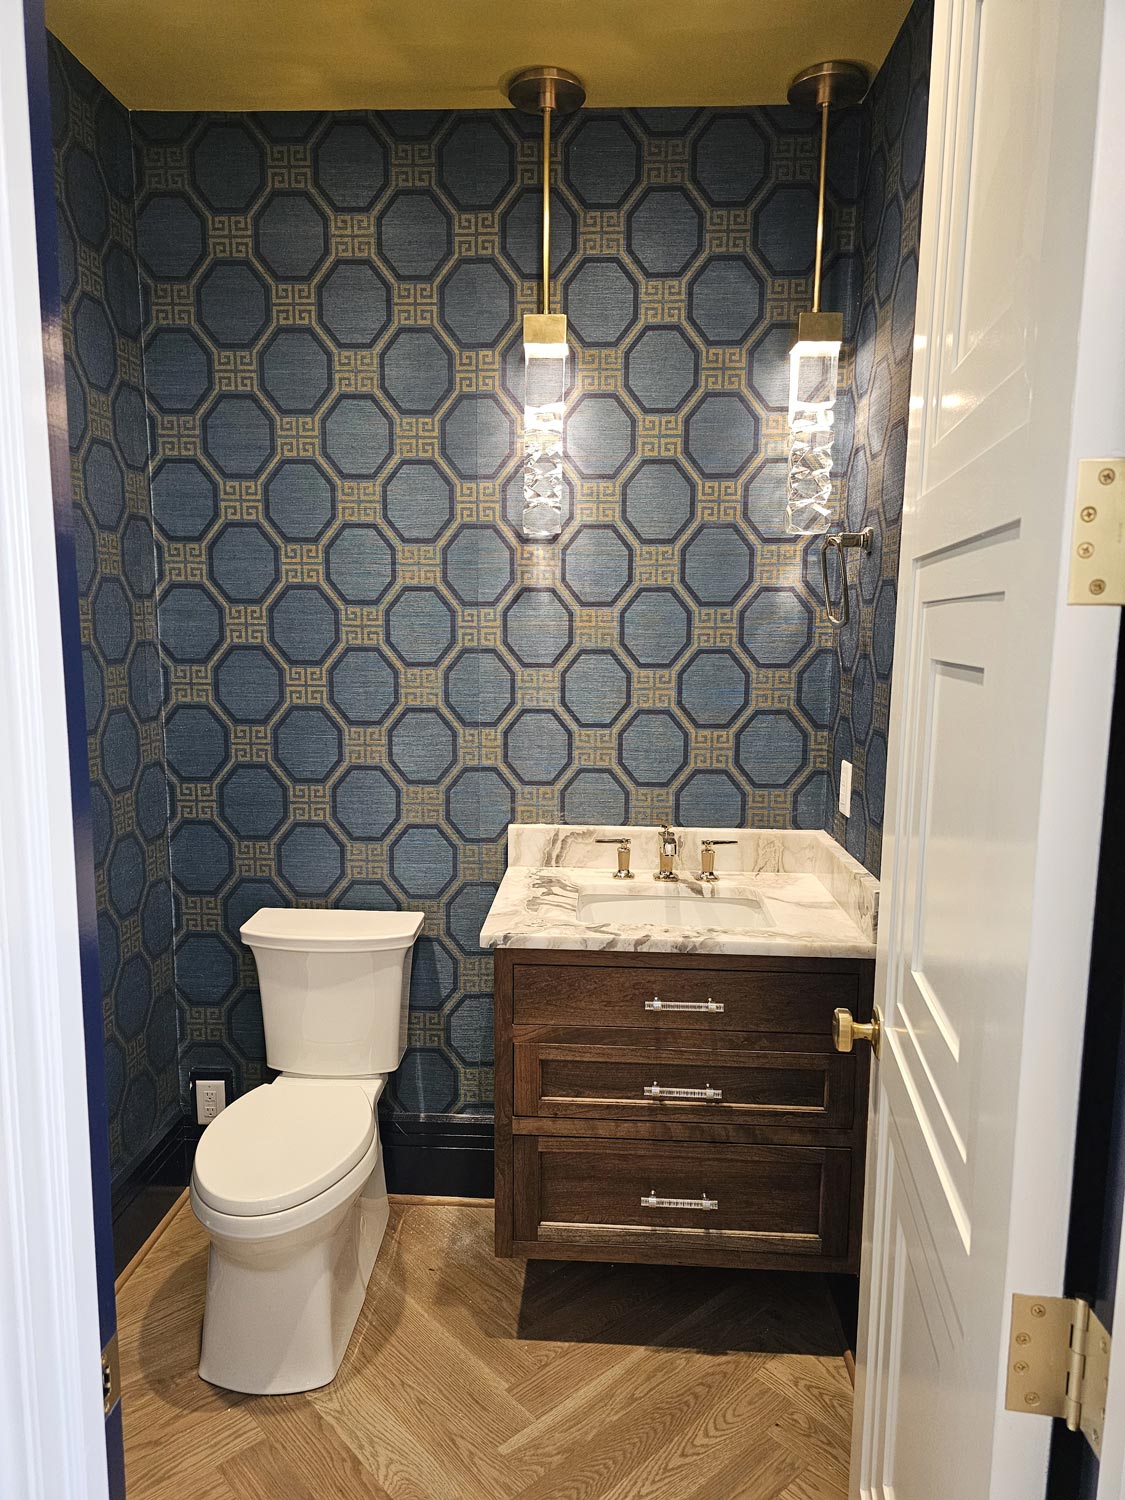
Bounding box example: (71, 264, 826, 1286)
(46, 0, 912, 112)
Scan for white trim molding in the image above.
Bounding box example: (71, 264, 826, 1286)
(0, 4, 110, 1497)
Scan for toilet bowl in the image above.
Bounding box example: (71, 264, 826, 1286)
(190, 907, 423, 1395)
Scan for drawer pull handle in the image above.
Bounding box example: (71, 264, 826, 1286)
(645, 997, 725, 1014)
(641, 1191, 718, 1211)
(644, 1081, 723, 1101)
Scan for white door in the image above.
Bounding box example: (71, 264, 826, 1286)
(852, 0, 1125, 1493)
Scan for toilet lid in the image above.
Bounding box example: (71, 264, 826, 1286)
(241, 906, 424, 952)
(192, 1081, 376, 1216)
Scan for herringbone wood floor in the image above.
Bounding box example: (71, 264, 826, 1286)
(116, 1198, 852, 1499)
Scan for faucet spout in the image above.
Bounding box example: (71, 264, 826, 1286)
(654, 824, 679, 882)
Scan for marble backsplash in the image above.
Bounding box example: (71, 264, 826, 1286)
(506, 824, 879, 945)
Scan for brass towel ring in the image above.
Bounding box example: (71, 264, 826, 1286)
(821, 528, 874, 627)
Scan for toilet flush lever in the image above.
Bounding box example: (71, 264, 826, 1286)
(821, 528, 874, 627)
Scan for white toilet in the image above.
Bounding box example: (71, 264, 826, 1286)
(189, 906, 423, 1395)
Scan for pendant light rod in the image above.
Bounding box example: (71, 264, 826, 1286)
(787, 60, 869, 314)
(541, 101, 552, 314)
(813, 101, 828, 311)
(507, 65, 586, 318)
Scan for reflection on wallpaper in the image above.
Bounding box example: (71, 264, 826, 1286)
(49, 39, 180, 1180)
(128, 100, 862, 1117)
(829, 0, 933, 876)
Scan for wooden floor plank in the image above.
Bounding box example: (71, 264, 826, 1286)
(500, 1285, 774, 1463)
(776, 1467, 851, 1500)
(758, 1355, 855, 1447)
(241, 1403, 396, 1500)
(116, 1198, 853, 1499)
(511, 1358, 789, 1500)
(768, 1403, 852, 1490)
(683, 1436, 806, 1500)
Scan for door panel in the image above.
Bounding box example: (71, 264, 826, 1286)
(854, 0, 1121, 1493)
(929, 2, 1041, 461)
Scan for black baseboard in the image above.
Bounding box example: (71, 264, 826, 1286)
(111, 1119, 199, 1275)
(380, 1115, 495, 1198)
(109, 1111, 495, 1275)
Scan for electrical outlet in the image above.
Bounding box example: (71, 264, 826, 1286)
(839, 759, 854, 817)
(196, 1078, 227, 1125)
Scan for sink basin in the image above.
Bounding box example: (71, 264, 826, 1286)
(576, 889, 767, 932)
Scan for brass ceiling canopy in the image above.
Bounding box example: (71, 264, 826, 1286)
(786, 59, 869, 111)
(506, 65, 587, 116)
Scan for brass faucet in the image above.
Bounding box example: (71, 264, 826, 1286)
(595, 836, 634, 879)
(698, 839, 737, 882)
(654, 825, 679, 882)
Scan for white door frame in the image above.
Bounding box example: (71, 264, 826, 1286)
(998, 0, 1125, 1479)
(1088, 0, 1125, 1491)
(0, 3, 111, 1496)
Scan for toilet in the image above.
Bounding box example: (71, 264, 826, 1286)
(189, 906, 423, 1395)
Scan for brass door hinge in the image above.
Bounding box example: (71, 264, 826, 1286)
(101, 1332, 121, 1416)
(1069, 459, 1125, 605)
(1005, 1294, 1110, 1457)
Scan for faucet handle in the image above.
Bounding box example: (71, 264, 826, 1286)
(594, 836, 633, 879)
(698, 838, 736, 881)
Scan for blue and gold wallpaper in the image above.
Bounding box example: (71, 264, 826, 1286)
(49, 3, 929, 1130)
(50, 39, 180, 1181)
(131, 100, 860, 1118)
(830, 0, 933, 876)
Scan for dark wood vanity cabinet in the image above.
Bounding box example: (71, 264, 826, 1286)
(494, 947, 875, 1272)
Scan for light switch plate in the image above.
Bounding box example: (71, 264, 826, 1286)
(839, 759, 853, 817)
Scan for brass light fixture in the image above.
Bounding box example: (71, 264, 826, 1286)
(784, 60, 868, 537)
(507, 65, 586, 540)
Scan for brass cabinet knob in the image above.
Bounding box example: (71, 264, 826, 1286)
(833, 1006, 881, 1058)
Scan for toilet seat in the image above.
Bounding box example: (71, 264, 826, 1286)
(193, 1078, 376, 1217)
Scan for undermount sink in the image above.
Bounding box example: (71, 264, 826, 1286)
(576, 888, 767, 932)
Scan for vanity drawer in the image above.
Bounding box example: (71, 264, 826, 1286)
(512, 1135, 852, 1263)
(513, 1032, 854, 1128)
(509, 956, 857, 1033)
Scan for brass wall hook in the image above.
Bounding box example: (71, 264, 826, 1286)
(820, 528, 874, 627)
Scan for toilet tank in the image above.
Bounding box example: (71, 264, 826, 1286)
(240, 908, 423, 1077)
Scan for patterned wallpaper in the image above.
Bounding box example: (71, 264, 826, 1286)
(829, 0, 933, 876)
(49, 39, 180, 1182)
(130, 100, 861, 1118)
(49, 11, 928, 1131)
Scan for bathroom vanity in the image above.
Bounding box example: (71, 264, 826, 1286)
(482, 826, 878, 1273)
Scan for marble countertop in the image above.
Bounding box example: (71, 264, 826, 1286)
(479, 826, 878, 960)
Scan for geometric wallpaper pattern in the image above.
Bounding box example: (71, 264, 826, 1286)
(828, 0, 932, 876)
(49, 39, 180, 1182)
(131, 99, 863, 1119)
(49, 4, 927, 1134)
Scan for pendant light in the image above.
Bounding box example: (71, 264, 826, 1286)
(784, 60, 868, 537)
(507, 65, 586, 541)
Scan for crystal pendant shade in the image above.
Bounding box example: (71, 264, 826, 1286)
(521, 329, 568, 541)
(785, 335, 841, 537)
